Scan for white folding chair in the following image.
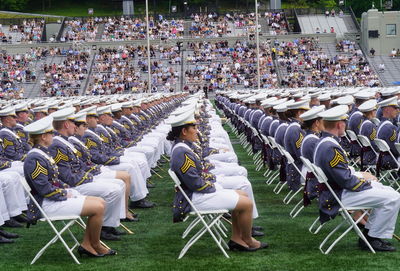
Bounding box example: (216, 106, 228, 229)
(168, 169, 230, 259)
(357, 135, 378, 173)
(345, 130, 361, 168)
(261, 135, 280, 181)
(268, 136, 287, 193)
(18, 178, 85, 264)
(310, 164, 375, 254)
(373, 139, 400, 189)
(280, 149, 306, 205)
(300, 157, 326, 233)
(370, 118, 380, 126)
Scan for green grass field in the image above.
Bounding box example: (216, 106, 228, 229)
(0, 113, 399, 271)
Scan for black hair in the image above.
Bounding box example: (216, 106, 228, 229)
(166, 124, 195, 141)
(301, 117, 321, 130)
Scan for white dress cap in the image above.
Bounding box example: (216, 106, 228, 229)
(81, 105, 98, 116)
(377, 96, 399, 108)
(287, 100, 310, 110)
(14, 102, 29, 112)
(274, 100, 295, 113)
(73, 111, 87, 123)
(32, 105, 48, 114)
(97, 105, 112, 116)
(24, 116, 54, 135)
(358, 99, 377, 112)
(50, 107, 76, 121)
(0, 106, 16, 117)
(336, 95, 354, 106)
(300, 105, 325, 121)
(167, 109, 197, 127)
(318, 105, 349, 121)
(111, 103, 122, 112)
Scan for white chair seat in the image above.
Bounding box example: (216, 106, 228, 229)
(189, 209, 229, 215)
(40, 215, 80, 222)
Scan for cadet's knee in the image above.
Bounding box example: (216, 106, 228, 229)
(235, 195, 253, 211)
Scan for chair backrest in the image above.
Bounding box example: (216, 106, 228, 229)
(310, 163, 348, 212)
(346, 130, 358, 141)
(370, 118, 380, 126)
(395, 143, 400, 156)
(357, 135, 371, 148)
(267, 136, 277, 149)
(300, 156, 314, 173)
(374, 138, 390, 152)
(168, 169, 201, 216)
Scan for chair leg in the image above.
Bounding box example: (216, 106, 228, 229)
(309, 216, 325, 234)
(289, 198, 304, 218)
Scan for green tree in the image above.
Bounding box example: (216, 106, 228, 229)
(0, 0, 29, 11)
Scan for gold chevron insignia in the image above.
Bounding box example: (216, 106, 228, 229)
(180, 154, 196, 174)
(3, 138, 14, 148)
(369, 128, 377, 140)
(123, 124, 130, 129)
(100, 134, 109, 143)
(390, 130, 397, 142)
(329, 149, 347, 168)
(113, 128, 120, 134)
(31, 161, 48, 179)
(76, 150, 82, 158)
(85, 138, 98, 149)
(17, 131, 25, 138)
(295, 133, 304, 149)
(54, 149, 69, 164)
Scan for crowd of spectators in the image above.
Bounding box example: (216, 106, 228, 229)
(86, 45, 180, 95)
(62, 18, 98, 42)
(275, 37, 380, 88)
(0, 20, 44, 43)
(336, 39, 358, 54)
(184, 40, 278, 90)
(40, 48, 90, 96)
(0, 49, 42, 99)
(264, 11, 288, 35)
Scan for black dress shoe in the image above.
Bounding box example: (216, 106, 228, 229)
(4, 219, 22, 228)
(0, 229, 19, 239)
(100, 230, 121, 241)
(109, 227, 126, 236)
(130, 199, 155, 209)
(0, 236, 14, 244)
(121, 216, 139, 222)
(103, 249, 117, 256)
(256, 242, 269, 250)
(252, 229, 265, 237)
(359, 237, 396, 252)
(228, 240, 257, 252)
(252, 226, 264, 231)
(12, 214, 28, 223)
(77, 246, 104, 257)
(146, 182, 156, 188)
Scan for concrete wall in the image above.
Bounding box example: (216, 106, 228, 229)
(361, 8, 400, 55)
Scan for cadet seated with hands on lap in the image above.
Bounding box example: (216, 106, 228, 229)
(168, 108, 268, 252)
(314, 105, 400, 252)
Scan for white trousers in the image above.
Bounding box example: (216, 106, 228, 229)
(107, 161, 148, 201)
(206, 152, 238, 163)
(209, 160, 248, 177)
(341, 181, 400, 239)
(216, 175, 259, 219)
(121, 153, 151, 180)
(73, 177, 124, 228)
(0, 171, 27, 218)
(0, 185, 9, 223)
